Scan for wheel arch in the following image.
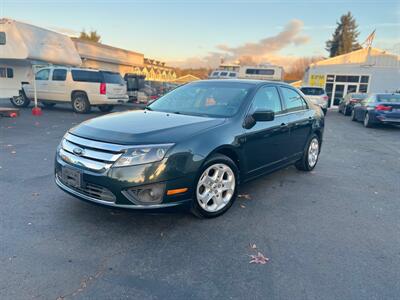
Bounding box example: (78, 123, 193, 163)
(71, 90, 89, 101)
(207, 145, 242, 174)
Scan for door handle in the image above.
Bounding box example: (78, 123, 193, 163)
(280, 123, 288, 127)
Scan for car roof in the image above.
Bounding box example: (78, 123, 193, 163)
(198, 79, 290, 86)
(300, 86, 324, 89)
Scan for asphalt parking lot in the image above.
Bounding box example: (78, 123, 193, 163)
(1, 102, 400, 300)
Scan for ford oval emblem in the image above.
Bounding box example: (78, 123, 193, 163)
(73, 147, 84, 156)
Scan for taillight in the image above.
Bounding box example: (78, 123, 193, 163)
(100, 83, 106, 95)
(349, 99, 358, 104)
(375, 104, 392, 111)
(322, 95, 328, 101)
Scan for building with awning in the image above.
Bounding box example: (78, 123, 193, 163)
(302, 47, 400, 107)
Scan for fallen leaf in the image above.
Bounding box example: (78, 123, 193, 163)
(250, 243, 257, 249)
(249, 252, 269, 264)
(238, 194, 251, 200)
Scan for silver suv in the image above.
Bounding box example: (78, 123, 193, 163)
(12, 67, 128, 113)
(300, 86, 329, 115)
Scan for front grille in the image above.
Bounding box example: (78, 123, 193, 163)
(57, 173, 116, 202)
(59, 133, 126, 172)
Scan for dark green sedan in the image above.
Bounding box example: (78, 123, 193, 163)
(55, 80, 324, 218)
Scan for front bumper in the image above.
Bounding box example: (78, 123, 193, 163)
(55, 155, 194, 210)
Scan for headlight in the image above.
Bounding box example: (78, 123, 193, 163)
(113, 144, 174, 167)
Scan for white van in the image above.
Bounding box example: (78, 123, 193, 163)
(13, 67, 128, 113)
(238, 65, 284, 81)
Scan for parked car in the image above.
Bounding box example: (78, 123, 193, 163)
(300, 87, 329, 115)
(338, 93, 368, 115)
(12, 67, 128, 113)
(55, 80, 324, 218)
(351, 93, 400, 127)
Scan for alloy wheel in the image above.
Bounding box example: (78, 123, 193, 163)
(308, 138, 319, 168)
(13, 96, 25, 106)
(196, 163, 235, 213)
(74, 97, 86, 112)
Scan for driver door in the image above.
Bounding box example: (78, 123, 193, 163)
(243, 85, 291, 176)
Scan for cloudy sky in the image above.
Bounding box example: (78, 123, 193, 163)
(1, 0, 399, 69)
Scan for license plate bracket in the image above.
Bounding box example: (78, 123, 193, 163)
(61, 167, 82, 188)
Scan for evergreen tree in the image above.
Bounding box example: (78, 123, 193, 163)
(326, 12, 361, 57)
(79, 30, 101, 43)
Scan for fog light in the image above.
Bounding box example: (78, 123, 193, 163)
(122, 183, 165, 205)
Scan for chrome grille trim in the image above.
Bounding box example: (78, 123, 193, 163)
(65, 133, 129, 152)
(59, 149, 112, 172)
(62, 139, 122, 162)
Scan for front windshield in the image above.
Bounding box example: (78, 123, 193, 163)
(148, 81, 254, 117)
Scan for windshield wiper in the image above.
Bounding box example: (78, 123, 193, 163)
(144, 106, 152, 111)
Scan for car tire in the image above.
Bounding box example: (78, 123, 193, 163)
(71, 92, 91, 114)
(10, 90, 30, 108)
(363, 112, 374, 128)
(41, 102, 56, 108)
(98, 105, 114, 113)
(322, 108, 327, 115)
(191, 154, 239, 218)
(295, 134, 320, 172)
(351, 109, 357, 121)
(344, 106, 351, 116)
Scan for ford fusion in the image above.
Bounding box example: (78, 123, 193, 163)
(55, 80, 324, 218)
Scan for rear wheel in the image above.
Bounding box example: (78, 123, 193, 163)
(344, 105, 351, 116)
(191, 154, 238, 218)
(295, 134, 320, 171)
(71, 92, 91, 114)
(363, 112, 374, 128)
(351, 109, 357, 121)
(98, 105, 114, 113)
(10, 91, 30, 108)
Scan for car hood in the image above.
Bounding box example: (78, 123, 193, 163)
(69, 110, 226, 145)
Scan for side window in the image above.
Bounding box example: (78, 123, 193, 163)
(0, 67, 6, 78)
(35, 69, 50, 81)
(280, 87, 307, 112)
(252, 86, 283, 113)
(0, 32, 5, 45)
(52, 69, 67, 81)
(7, 68, 13, 78)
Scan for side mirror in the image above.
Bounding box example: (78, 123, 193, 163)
(252, 110, 275, 122)
(243, 109, 275, 129)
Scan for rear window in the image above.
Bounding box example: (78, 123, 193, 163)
(349, 93, 367, 100)
(71, 70, 102, 83)
(246, 68, 275, 75)
(300, 87, 325, 95)
(0, 32, 5, 45)
(377, 94, 400, 103)
(101, 72, 124, 84)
